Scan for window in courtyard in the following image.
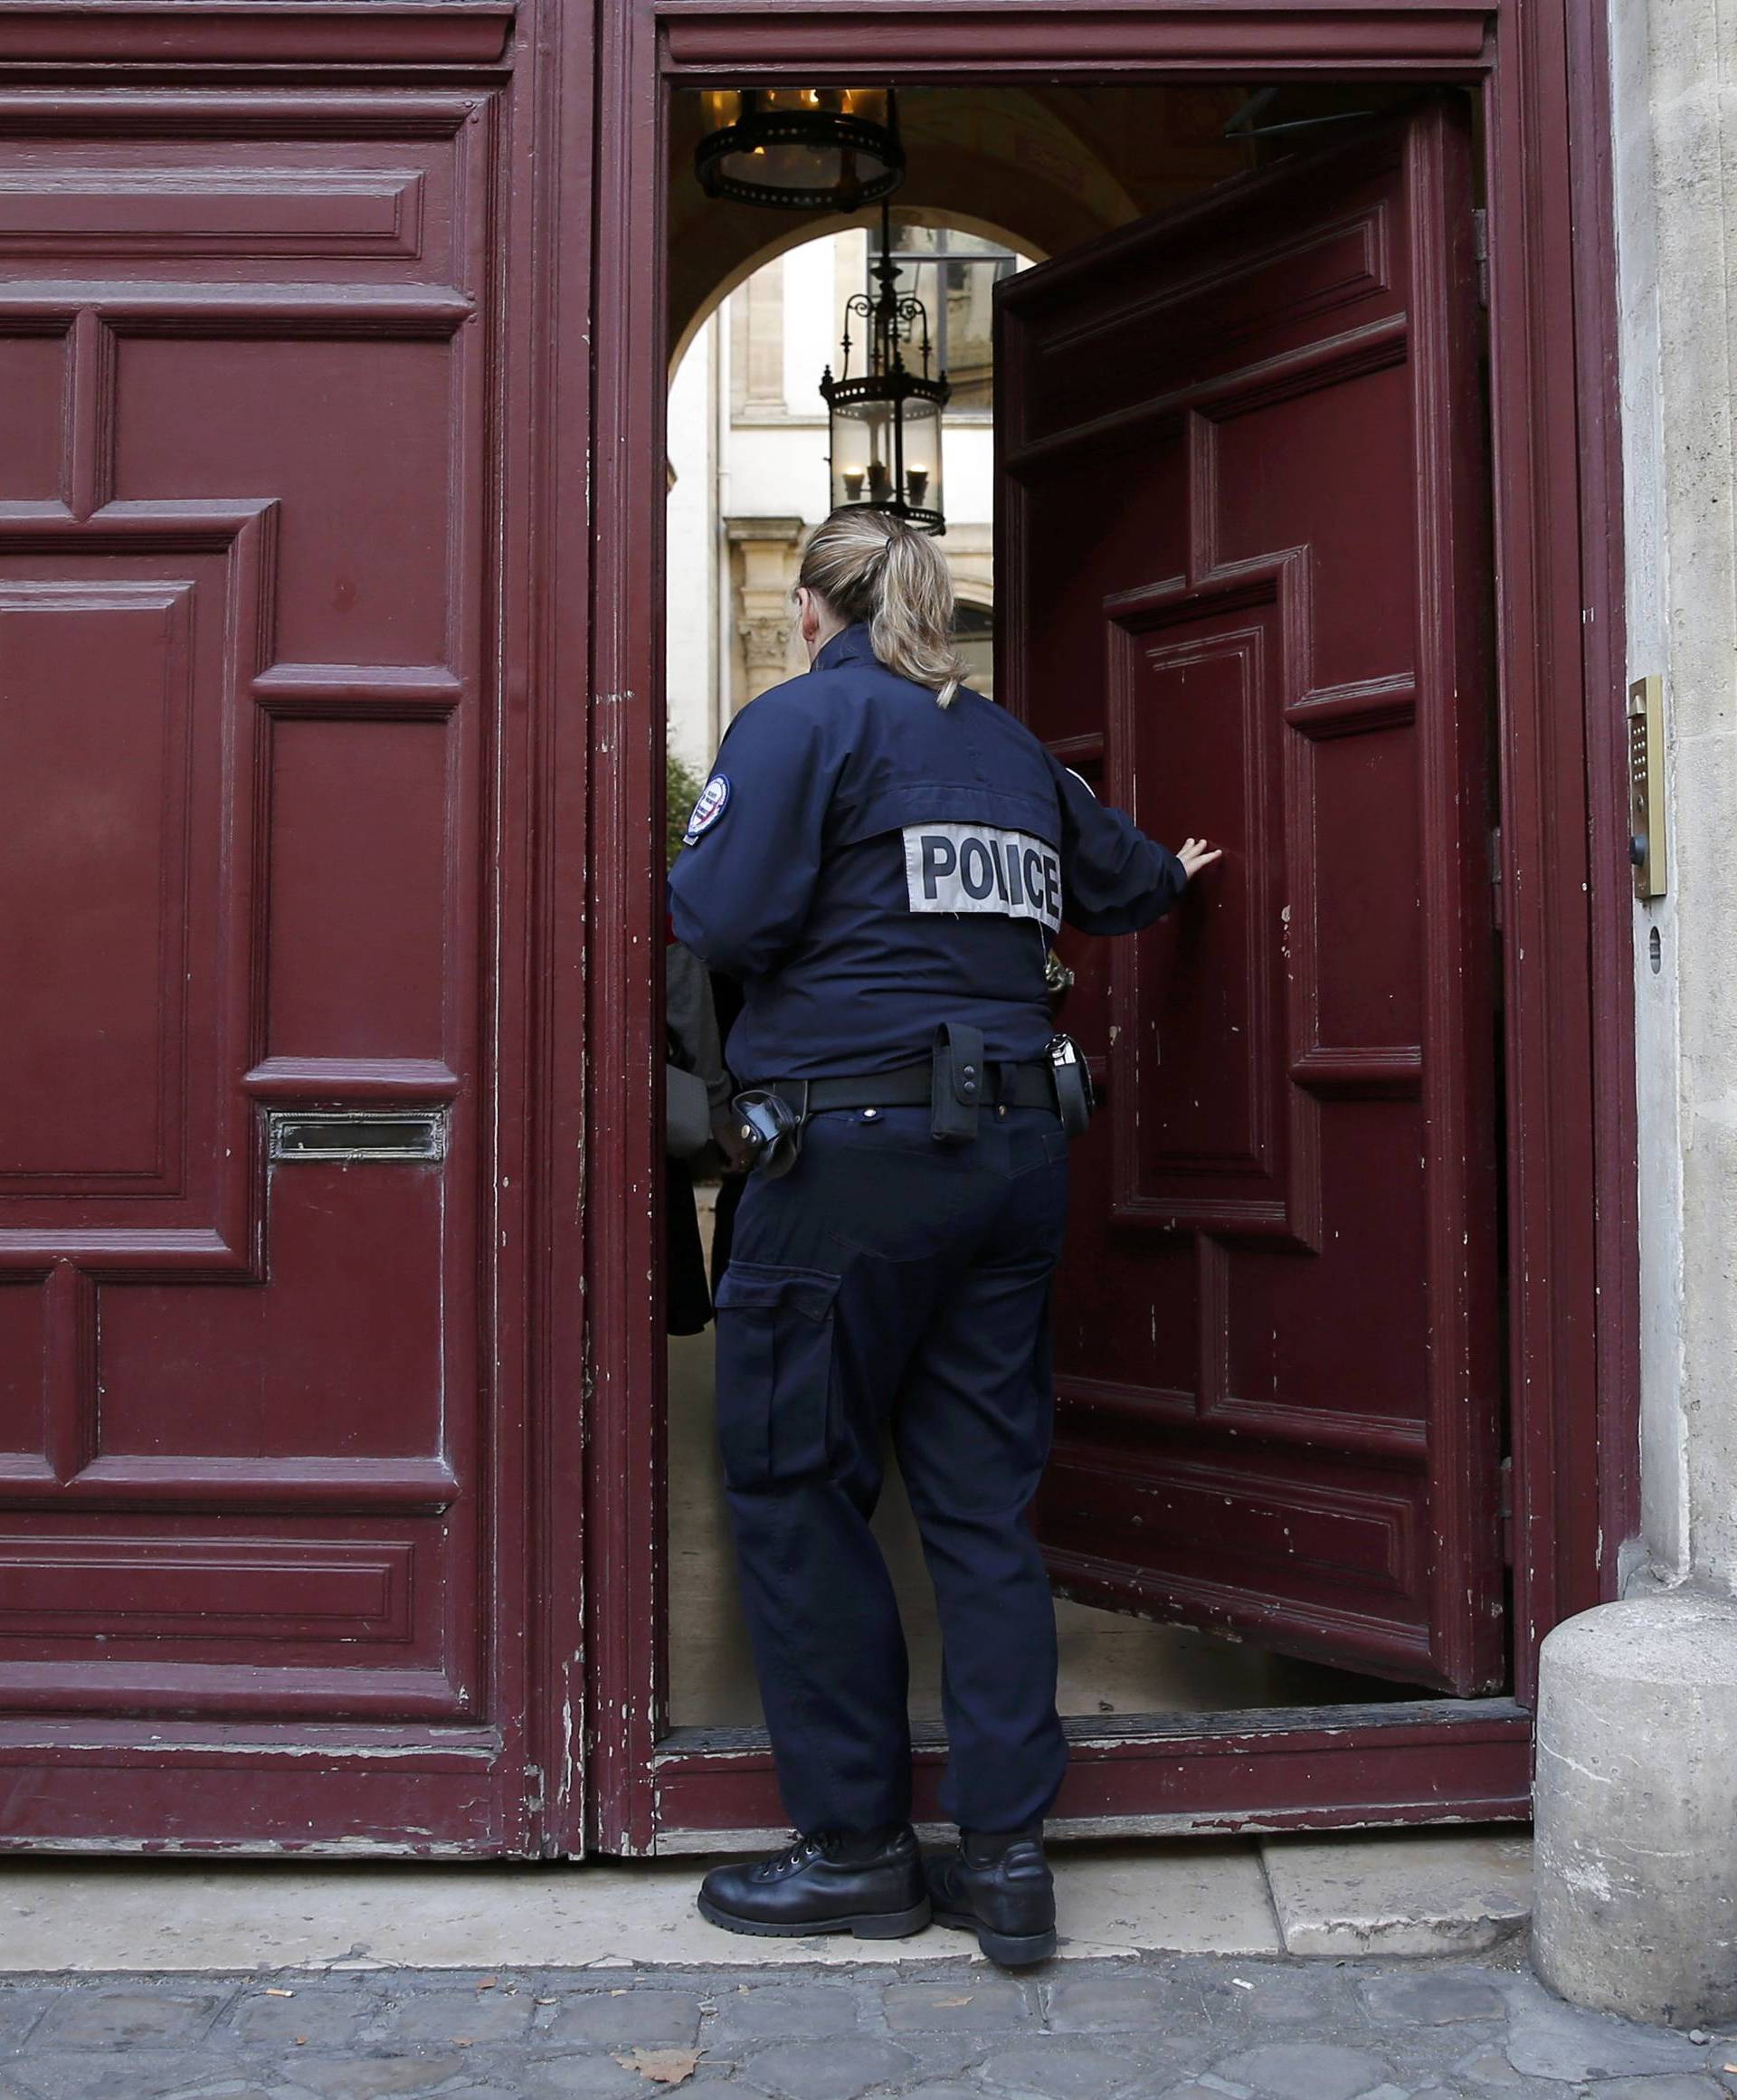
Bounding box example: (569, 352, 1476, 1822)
(869, 223, 1024, 412)
(952, 600, 995, 697)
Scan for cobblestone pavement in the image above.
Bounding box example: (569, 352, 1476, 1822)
(0, 1953, 1732, 2100)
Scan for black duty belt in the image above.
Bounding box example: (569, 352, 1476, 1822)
(765, 1059, 1058, 1117)
(732, 1031, 1091, 1178)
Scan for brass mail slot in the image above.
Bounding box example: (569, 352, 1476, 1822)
(269, 1110, 446, 1164)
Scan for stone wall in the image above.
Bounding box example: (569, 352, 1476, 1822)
(1532, 0, 1737, 2027)
(1618, 0, 1737, 1598)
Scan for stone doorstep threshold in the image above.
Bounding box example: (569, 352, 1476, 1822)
(0, 1830, 1533, 1976)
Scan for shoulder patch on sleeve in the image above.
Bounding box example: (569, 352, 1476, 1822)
(682, 774, 731, 845)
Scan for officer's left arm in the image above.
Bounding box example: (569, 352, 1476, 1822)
(668, 691, 841, 978)
(1048, 752, 1191, 935)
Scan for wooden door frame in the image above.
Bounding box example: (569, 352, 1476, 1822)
(580, 0, 1634, 1856)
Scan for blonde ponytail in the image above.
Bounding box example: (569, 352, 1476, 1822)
(797, 508, 972, 707)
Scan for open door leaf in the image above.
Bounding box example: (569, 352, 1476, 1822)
(1001, 100, 1504, 1696)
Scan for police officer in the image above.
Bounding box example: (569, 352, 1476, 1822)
(668, 508, 1220, 1965)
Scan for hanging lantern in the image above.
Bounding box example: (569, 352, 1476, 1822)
(695, 88, 904, 212)
(820, 203, 950, 536)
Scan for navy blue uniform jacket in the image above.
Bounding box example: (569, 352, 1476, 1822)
(667, 623, 1188, 1082)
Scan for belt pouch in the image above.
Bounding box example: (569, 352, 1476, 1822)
(930, 1021, 985, 1145)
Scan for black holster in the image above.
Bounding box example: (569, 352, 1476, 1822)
(732, 1085, 807, 1180)
(1047, 1032, 1094, 1138)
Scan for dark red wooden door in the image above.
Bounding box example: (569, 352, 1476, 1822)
(0, 69, 543, 1847)
(999, 103, 1504, 1696)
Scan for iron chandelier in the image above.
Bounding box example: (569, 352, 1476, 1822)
(820, 202, 951, 536)
(695, 88, 905, 212)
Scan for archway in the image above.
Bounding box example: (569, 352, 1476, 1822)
(666, 209, 1039, 768)
(669, 205, 1050, 378)
(666, 82, 1256, 366)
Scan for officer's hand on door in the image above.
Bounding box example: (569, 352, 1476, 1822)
(1177, 837, 1223, 882)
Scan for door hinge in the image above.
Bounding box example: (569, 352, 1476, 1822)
(1472, 208, 1490, 308)
(1499, 1455, 1514, 1566)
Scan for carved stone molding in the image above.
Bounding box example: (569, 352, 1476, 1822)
(726, 513, 803, 705)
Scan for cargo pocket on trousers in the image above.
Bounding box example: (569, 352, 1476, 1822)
(713, 1261, 843, 1491)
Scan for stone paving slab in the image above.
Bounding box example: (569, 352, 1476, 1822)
(0, 1955, 1729, 2100)
(1261, 1833, 1534, 1959)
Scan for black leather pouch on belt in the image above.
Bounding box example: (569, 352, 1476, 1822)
(930, 1021, 986, 1144)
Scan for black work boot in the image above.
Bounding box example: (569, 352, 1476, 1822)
(698, 1826, 930, 1940)
(925, 1825, 1057, 1966)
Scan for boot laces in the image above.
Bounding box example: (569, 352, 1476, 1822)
(753, 1832, 829, 1881)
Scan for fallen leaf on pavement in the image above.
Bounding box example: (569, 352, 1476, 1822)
(933, 1996, 973, 2008)
(614, 2048, 703, 2087)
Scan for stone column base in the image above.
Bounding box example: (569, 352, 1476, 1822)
(1533, 1591, 1737, 2026)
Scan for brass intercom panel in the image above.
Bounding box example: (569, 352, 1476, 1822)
(1628, 675, 1667, 900)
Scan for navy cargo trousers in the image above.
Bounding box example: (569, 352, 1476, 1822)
(713, 1103, 1071, 1838)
